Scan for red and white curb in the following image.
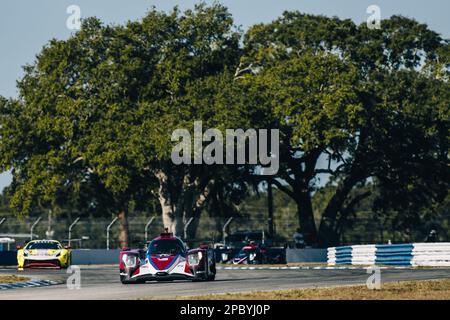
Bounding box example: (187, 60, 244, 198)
(217, 266, 410, 270)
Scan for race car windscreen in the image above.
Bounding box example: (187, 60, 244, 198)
(25, 242, 62, 250)
(149, 240, 184, 256)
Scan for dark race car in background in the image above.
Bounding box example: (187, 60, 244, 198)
(232, 243, 264, 264)
(119, 232, 216, 284)
(215, 230, 286, 264)
(225, 230, 272, 249)
(231, 242, 286, 265)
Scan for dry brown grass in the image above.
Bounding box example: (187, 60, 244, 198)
(163, 279, 450, 300)
(0, 274, 29, 284)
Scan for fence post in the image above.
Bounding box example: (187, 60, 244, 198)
(68, 217, 81, 247)
(106, 217, 118, 250)
(145, 216, 156, 242)
(184, 217, 194, 240)
(222, 217, 234, 246)
(30, 216, 42, 240)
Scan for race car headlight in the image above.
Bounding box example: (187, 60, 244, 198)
(188, 254, 199, 266)
(122, 254, 137, 268)
(249, 253, 256, 261)
(23, 251, 29, 257)
(55, 252, 61, 257)
(188, 252, 203, 266)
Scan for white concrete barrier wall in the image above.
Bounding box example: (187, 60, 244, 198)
(286, 248, 327, 263)
(72, 249, 121, 265)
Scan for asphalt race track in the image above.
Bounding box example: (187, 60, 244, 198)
(1, 266, 450, 300)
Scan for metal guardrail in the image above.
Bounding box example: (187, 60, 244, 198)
(328, 243, 450, 266)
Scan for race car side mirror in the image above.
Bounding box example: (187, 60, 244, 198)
(64, 246, 71, 250)
(122, 247, 130, 251)
(16, 245, 22, 250)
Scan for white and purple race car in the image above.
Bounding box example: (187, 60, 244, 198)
(119, 232, 216, 284)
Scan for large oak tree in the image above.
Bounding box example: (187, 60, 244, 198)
(242, 13, 449, 246)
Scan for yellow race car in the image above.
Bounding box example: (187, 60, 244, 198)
(17, 240, 71, 269)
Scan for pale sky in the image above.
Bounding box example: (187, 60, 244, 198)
(0, 0, 449, 191)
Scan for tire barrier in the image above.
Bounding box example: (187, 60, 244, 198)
(328, 243, 450, 266)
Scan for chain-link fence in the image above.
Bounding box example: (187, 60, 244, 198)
(0, 212, 291, 249)
(1, 209, 449, 249)
(337, 211, 450, 246)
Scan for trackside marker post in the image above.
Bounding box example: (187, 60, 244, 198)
(106, 217, 119, 250)
(68, 217, 81, 247)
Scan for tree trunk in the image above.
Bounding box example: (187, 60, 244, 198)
(118, 210, 129, 248)
(159, 199, 184, 236)
(184, 179, 215, 241)
(156, 169, 212, 239)
(267, 181, 274, 238)
(295, 191, 318, 245)
(156, 170, 184, 236)
(271, 176, 318, 246)
(332, 191, 372, 246)
(317, 171, 363, 247)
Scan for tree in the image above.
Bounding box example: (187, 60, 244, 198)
(0, 3, 257, 242)
(241, 50, 363, 243)
(242, 12, 449, 246)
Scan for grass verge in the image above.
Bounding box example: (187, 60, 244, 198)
(149, 279, 450, 300)
(0, 274, 29, 284)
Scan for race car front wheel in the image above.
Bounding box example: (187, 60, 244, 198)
(193, 271, 215, 281)
(193, 264, 216, 281)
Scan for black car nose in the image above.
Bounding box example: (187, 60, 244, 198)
(156, 272, 169, 277)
